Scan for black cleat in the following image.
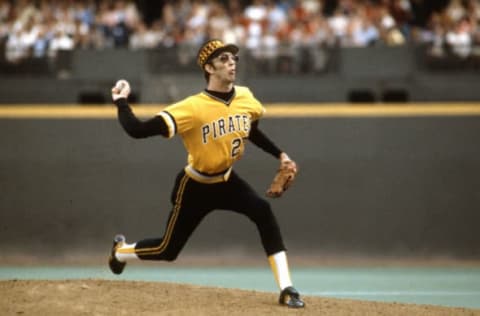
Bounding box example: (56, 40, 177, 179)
(279, 286, 305, 308)
(108, 234, 126, 275)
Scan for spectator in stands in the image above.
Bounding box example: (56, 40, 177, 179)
(266, 0, 288, 33)
(71, 0, 96, 49)
(445, 16, 473, 58)
(244, 0, 268, 55)
(184, 1, 208, 46)
(466, 0, 480, 56)
(73, 0, 96, 27)
(5, 26, 26, 63)
(32, 23, 51, 58)
(129, 21, 163, 49)
(376, 4, 406, 46)
(48, 28, 74, 58)
(0, 0, 10, 24)
(5, 16, 38, 63)
(328, 7, 350, 45)
(222, 12, 247, 46)
(445, 0, 467, 24)
(345, 6, 379, 47)
(425, 13, 447, 58)
(388, 0, 413, 37)
(10, 0, 37, 31)
(207, 1, 231, 40)
(309, 14, 335, 47)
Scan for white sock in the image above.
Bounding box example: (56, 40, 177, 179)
(268, 251, 293, 290)
(115, 242, 138, 262)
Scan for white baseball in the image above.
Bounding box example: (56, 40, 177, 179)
(115, 79, 127, 91)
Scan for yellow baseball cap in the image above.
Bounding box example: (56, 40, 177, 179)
(196, 39, 239, 69)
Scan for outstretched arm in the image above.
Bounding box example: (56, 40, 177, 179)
(112, 80, 168, 139)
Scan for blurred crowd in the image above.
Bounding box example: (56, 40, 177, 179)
(0, 0, 479, 64)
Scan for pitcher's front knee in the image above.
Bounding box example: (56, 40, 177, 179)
(249, 199, 276, 223)
(162, 250, 179, 262)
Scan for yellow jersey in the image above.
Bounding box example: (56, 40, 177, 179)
(157, 86, 265, 183)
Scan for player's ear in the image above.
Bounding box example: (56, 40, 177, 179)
(204, 62, 215, 75)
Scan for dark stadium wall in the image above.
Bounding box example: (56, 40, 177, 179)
(1, 116, 479, 259)
(2, 46, 480, 104)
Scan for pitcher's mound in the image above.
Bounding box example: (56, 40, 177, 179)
(1, 279, 477, 316)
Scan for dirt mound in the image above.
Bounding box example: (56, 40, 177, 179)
(1, 280, 478, 316)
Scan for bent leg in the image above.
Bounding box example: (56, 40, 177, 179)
(115, 172, 210, 262)
(134, 203, 209, 261)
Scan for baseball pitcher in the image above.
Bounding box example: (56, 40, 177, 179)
(108, 39, 304, 308)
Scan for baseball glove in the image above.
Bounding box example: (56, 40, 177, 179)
(266, 159, 297, 198)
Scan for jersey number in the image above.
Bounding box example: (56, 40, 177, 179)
(231, 138, 242, 158)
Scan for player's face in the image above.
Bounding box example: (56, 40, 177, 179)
(211, 52, 238, 83)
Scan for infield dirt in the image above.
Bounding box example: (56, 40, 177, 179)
(1, 279, 479, 316)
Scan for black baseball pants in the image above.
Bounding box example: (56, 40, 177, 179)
(134, 169, 286, 261)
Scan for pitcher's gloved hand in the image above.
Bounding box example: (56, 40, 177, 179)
(266, 153, 298, 198)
